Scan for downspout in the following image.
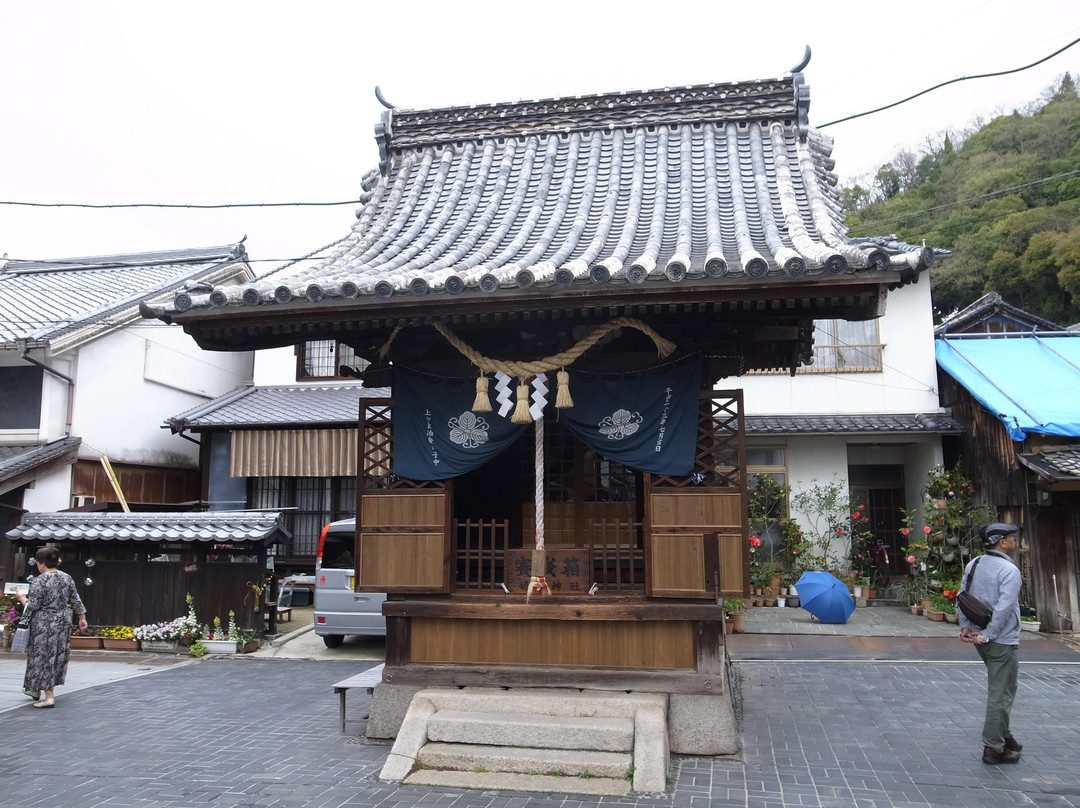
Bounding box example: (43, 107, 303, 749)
(16, 339, 75, 435)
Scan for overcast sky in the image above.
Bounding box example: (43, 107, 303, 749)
(2, 1, 1078, 273)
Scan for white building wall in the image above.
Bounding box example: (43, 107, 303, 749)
(741, 280, 940, 416)
(68, 324, 253, 467)
(253, 346, 298, 386)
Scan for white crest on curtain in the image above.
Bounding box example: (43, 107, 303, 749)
(598, 408, 643, 440)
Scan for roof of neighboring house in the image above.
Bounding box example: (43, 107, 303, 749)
(745, 413, 963, 435)
(5, 509, 291, 544)
(936, 334, 1080, 440)
(0, 243, 250, 351)
(146, 73, 940, 329)
(0, 437, 82, 497)
(1017, 447, 1080, 483)
(166, 383, 390, 432)
(935, 292, 1066, 337)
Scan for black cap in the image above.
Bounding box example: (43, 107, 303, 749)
(979, 522, 1018, 548)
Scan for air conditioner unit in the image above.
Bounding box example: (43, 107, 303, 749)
(72, 495, 96, 508)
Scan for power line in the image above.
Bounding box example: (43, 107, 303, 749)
(820, 35, 1080, 129)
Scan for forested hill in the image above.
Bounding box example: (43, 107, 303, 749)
(841, 75, 1080, 326)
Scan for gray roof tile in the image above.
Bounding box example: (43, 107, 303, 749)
(745, 413, 963, 435)
(152, 76, 938, 320)
(5, 510, 291, 544)
(167, 383, 390, 431)
(0, 437, 82, 493)
(1, 244, 249, 348)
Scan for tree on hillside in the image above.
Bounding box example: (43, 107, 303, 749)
(841, 74, 1080, 324)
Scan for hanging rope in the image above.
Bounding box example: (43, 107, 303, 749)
(526, 416, 550, 602)
(429, 316, 675, 418)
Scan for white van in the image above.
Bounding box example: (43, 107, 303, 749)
(313, 517, 386, 647)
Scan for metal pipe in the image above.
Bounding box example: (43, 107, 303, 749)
(16, 339, 75, 434)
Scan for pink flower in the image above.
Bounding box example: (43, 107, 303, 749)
(853, 511, 861, 519)
(923, 525, 932, 534)
(906, 555, 916, 564)
(748, 535, 762, 548)
(900, 528, 910, 536)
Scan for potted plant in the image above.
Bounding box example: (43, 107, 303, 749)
(134, 618, 183, 652)
(0, 595, 23, 648)
(201, 612, 238, 654)
(235, 626, 260, 653)
(100, 625, 139, 650)
(1021, 615, 1041, 632)
(71, 625, 103, 650)
(723, 598, 746, 633)
(927, 594, 949, 622)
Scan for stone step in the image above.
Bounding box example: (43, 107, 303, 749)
(416, 741, 632, 778)
(403, 768, 633, 797)
(415, 686, 665, 718)
(427, 709, 635, 752)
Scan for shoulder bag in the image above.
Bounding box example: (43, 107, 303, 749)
(956, 557, 993, 629)
(10, 609, 31, 653)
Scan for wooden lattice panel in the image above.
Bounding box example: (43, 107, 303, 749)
(358, 398, 444, 491)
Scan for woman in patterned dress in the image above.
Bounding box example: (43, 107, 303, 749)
(16, 546, 88, 708)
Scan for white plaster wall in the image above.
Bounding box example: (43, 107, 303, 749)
(20, 465, 73, 512)
(741, 280, 940, 415)
(67, 324, 253, 466)
(253, 346, 298, 385)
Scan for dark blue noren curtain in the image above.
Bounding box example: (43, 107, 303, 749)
(392, 373, 527, 480)
(558, 359, 701, 476)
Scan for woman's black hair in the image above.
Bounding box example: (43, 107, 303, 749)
(35, 546, 61, 568)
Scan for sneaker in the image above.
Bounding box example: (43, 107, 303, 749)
(1004, 735, 1022, 752)
(982, 745, 1021, 764)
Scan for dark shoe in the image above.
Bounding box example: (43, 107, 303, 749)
(983, 745, 1021, 764)
(22, 688, 40, 700)
(1004, 735, 1022, 752)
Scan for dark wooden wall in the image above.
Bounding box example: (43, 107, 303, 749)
(71, 459, 200, 506)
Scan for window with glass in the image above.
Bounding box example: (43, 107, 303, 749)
(296, 340, 368, 380)
(805, 319, 882, 372)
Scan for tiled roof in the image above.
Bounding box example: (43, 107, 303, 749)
(745, 413, 963, 435)
(1017, 448, 1080, 482)
(0, 437, 82, 495)
(167, 383, 390, 432)
(0, 243, 249, 349)
(5, 510, 291, 544)
(935, 292, 1066, 336)
(151, 75, 937, 320)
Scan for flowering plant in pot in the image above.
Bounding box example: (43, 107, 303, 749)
(71, 625, 103, 649)
(201, 612, 239, 653)
(134, 618, 184, 651)
(176, 594, 202, 646)
(100, 625, 139, 650)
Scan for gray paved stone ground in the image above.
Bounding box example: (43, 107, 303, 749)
(1, 606, 1078, 807)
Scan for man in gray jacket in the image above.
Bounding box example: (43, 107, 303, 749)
(958, 522, 1023, 764)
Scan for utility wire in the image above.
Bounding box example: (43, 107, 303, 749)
(820, 35, 1080, 128)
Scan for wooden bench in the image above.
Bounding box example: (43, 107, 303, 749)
(332, 663, 385, 733)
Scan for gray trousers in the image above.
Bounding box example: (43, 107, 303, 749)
(976, 641, 1019, 750)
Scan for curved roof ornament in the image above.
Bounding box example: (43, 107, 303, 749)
(375, 86, 396, 110)
(790, 45, 812, 74)
(790, 46, 812, 143)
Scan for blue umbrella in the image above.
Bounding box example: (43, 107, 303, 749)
(795, 570, 855, 624)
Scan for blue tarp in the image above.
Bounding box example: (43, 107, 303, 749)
(935, 336, 1080, 441)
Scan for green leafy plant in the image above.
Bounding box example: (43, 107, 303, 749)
(790, 478, 851, 571)
(722, 598, 746, 614)
(189, 640, 207, 657)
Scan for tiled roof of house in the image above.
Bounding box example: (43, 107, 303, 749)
(0, 437, 82, 496)
(150, 74, 939, 321)
(745, 413, 963, 435)
(935, 292, 1066, 336)
(5, 509, 291, 544)
(166, 383, 390, 432)
(1017, 447, 1080, 482)
(0, 243, 249, 349)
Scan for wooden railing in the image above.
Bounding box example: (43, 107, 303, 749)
(454, 519, 509, 590)
(453, 517, 645, 594)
